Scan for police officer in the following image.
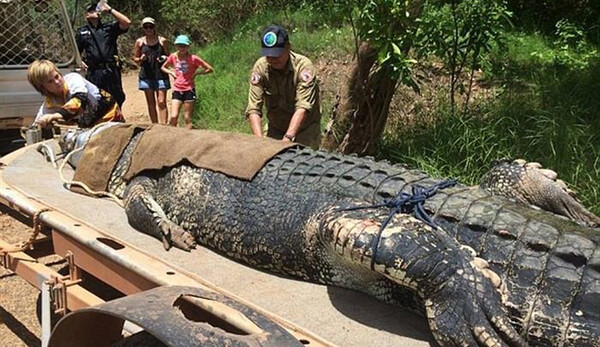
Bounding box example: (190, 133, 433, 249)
(75, 2, 131, 107)
(245, 25, 321, 149)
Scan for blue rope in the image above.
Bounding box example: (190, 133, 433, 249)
(336, 179, 457, 270)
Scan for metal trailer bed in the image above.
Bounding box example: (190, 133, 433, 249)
(0, 140, 434, 347)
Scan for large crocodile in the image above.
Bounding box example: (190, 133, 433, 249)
(65, 127, 599, 347)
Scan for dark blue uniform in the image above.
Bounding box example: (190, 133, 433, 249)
(76, 21, 127, 107)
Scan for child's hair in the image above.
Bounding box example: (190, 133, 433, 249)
(27, 59, 61, 96)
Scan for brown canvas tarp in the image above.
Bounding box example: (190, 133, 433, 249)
(73, 124, 298, 193)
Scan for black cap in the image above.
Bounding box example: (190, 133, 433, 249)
(86, 2, 98, 12)
(260, 25, 289, 57)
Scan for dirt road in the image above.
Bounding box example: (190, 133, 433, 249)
(0, 72, 149, 347)
(121, 71, 169, 124)
(0, 207, 44, 347)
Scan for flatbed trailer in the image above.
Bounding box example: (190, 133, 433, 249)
(0, 140, 434, 346)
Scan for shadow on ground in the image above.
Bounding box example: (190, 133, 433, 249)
(327, 286, 436, 345)
(0, 306, 40, 347)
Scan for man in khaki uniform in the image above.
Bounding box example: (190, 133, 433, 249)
(245, 25, 321, 149)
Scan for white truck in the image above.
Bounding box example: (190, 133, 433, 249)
(0, 0, 81, 154)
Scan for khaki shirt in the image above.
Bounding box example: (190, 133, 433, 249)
(245, 51, 321, 148)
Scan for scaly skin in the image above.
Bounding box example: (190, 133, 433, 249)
(258, 148, 600, 347)
(100, 136, 599, 347)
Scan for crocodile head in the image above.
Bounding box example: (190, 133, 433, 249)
(58, 122, 122, 168)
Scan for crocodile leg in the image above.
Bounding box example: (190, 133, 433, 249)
(481, 159, 600, 227)
(318, 203, 528, 347)
(123, 175, 196, 251)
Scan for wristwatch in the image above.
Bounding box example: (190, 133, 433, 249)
(108, 7, 113, 14)
(283, 134, 296, 142)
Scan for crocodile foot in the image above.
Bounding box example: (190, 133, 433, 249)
(425, 262, 527, 347)
(319, 205, 528, 347)
(158, 220, 196, 251)
(481, 159, 600, 227)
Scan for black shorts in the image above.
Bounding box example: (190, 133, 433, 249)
(172, 89, 196, 102)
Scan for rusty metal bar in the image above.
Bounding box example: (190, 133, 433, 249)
(49, 286, 305, 347)
(0, 238, 104, 310)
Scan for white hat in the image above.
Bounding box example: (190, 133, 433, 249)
(141, 17, 155, 27)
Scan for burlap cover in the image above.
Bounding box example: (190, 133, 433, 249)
(72, 124, 298, 193)
(72, 123, 146, 193)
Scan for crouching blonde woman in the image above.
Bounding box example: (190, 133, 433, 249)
(27, 59, 124, 128)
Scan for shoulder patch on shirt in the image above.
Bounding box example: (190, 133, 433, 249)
(250, 72, 261, 85)
(300, 69, 313, 83)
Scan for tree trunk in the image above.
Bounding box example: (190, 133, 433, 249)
(321, 1, 424, 155)
(322, 42, 376, 152)
(321, 42, 399, 156)
(338, 62, 399, 155)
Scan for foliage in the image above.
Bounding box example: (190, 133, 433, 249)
(380, 4, 600, 213)
(307, 0, 512, 107)
(356, 0, 422, 88)
(504, 0, 600, 43)
(551, 19, 599, 70)
(416, 0, 511, 112)
(380, 55, 600, 214)
(159, 0, 300, 43)
(304, 0, 423, 89)
(485, 29, 600, 87)
(306, 0, 426, 155)
(298, 0, 350, 28)
(380, 100, 600, 214)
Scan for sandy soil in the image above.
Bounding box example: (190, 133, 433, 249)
(121, 71, 173, 124)
(0, 206, 45, 347)
(0, 72, 148, 347)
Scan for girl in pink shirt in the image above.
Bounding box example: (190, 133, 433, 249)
(161, 35, 213, 129)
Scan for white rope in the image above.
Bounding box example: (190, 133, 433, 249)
(57, 123, 124, 208)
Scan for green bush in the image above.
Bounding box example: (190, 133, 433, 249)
(160, 0, 266, 42)
(484, 30, 599, 87)
(379, 59, 600, 214)
(505, 0, 600, 43)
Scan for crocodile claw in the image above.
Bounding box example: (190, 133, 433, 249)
(425, 264, 528, 347)
(159, 220, 197, 251)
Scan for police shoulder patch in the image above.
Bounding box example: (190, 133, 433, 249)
(250, 72, 261, 85)
(300, 69, 313, 83)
